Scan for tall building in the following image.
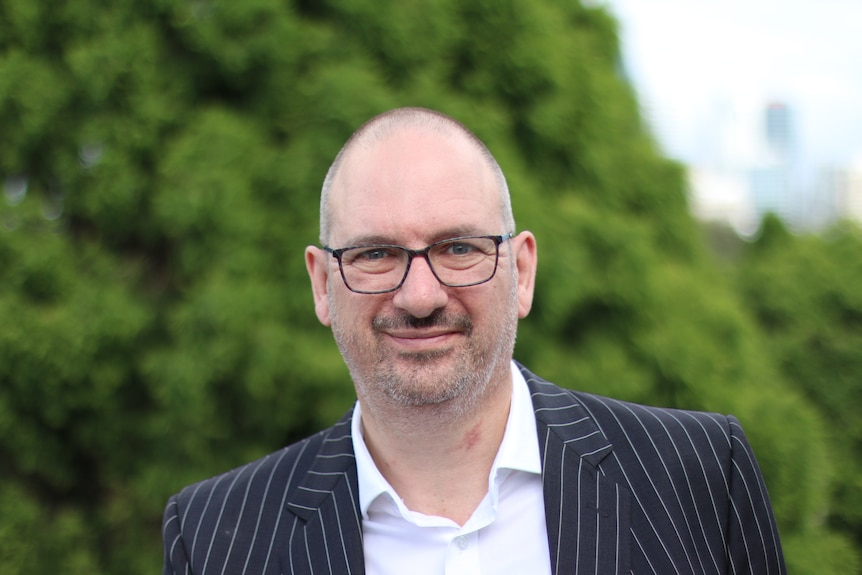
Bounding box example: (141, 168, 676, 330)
(764, 102, 793, 161)
(749, 102, 802, 228)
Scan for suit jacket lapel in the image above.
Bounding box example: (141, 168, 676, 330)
(281, 414, 366, 575)
(276, 366, 632, 575)
(519, 363, 632, 575)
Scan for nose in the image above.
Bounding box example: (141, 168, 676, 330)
(391, 255, 449, 318)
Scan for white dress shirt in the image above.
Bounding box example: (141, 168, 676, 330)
(351, 361, 552, 575)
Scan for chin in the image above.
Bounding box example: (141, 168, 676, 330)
(382, 360, 487, 409)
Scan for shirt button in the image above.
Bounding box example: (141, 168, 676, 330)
(456, 536, 469, 550)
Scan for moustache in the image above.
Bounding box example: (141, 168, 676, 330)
(372, 309, 473, 333)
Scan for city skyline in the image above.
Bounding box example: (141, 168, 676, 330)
(603, 0, 862, 231)
(603, 0, 862, 170)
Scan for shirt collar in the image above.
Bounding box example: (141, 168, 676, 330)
(351, 360, 541, 519)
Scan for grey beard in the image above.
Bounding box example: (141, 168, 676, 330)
(376, 343, 485, 410)
(362, 309, 488, 412)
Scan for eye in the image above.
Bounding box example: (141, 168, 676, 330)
(447, 242, 476, 256)
(358, 248, 391, 261)
(342, 246, 402, 267)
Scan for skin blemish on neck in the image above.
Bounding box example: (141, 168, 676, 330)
(463, 422, 482, 451)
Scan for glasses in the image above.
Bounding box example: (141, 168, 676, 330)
(324, 233, 514, 294)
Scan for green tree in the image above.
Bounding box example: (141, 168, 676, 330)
(0, 0, 853, 572)
(737, 215, 862, 569)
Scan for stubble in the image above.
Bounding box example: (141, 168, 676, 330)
(328, 271, 519, 421)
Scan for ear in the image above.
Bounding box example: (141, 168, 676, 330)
(305, 246, 332, 326)
(512, 231, 537, 318)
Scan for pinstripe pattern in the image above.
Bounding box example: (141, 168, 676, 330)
(162, 363, 785, 574)
(524, 365, 785, 574)
(162, 419, 364, 575)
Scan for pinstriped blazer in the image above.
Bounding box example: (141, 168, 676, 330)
(162, 363, 786, 574)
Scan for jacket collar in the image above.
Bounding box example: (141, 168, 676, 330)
(516, 361, 614, 469)
(284, 414, 360, 523)
(517, 362, 628, 574)
(283, 362, 623, 575)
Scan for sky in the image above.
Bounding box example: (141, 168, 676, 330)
(601, 0, 862, 171)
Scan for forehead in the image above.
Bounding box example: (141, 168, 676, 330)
(328, 128, 502, 245)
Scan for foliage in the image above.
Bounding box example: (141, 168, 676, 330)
(737, 215, 862, 566)
(0, 0, 856, 572)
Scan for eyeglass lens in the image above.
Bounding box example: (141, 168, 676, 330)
(339, 236, 500, 293)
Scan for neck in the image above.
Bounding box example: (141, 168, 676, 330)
(358, 367, 513, 525)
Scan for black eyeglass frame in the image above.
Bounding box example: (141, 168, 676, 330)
(323, 233, 515, 294)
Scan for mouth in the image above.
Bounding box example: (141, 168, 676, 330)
(381, 328, 461, 351)
(373, 311, 472, 352)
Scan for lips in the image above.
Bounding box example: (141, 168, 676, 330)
(383, 328, 459, 340)
(372, 311, 472, 353)
(381, 329, 462, 354)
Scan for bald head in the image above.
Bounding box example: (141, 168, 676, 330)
(319, 107, 515, 245)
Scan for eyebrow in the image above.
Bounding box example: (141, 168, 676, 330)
(338, 226, 490, 248)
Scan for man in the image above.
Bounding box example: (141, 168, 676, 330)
(162, 107, 786, 574)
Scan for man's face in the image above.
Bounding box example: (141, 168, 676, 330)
(306, 127, 536, 416)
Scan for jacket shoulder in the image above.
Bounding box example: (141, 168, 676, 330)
(171, 413, 354, 536)
(519, 362, 731, 443)
(573, 389, 732, 442)
(552, 385, 784, 573)
(162, 414, 356, 574)
(176, 429, 322, 507)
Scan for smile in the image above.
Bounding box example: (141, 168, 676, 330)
(381, 329, 462, 350)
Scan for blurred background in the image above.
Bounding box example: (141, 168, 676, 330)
(1, 0, 860, 573)
(606, 0, 862, 235)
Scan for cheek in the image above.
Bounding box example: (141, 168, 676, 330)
(476, 274, 519, 327)
(460, 285, 505, 322)
(328, 288, 378, 333)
